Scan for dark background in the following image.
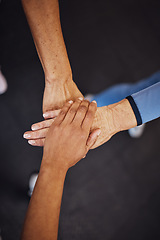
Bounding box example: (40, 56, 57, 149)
(0, 0, 160, 239)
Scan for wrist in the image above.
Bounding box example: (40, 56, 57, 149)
(110, 99, 137, 133)
(45, 72, 73, 86)
(45, 65, 72, 86)
(41, 157, 68, 178)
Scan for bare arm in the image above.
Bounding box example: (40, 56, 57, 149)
(21, 166, 66, 240)
(21, 99, 100, 240)
(22, 0, 70, 81)
(22, 0, 83, 112)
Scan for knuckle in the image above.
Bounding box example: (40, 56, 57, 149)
(69, 108, 76, 114)
(79, 105, 87, 113)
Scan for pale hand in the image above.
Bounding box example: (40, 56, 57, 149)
(24, 105, 117, 149)
(43, 79, 83, 113)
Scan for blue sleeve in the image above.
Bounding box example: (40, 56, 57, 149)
(126, 82, 160, 125)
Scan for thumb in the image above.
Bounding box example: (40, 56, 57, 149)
(86, 128, 101, 150)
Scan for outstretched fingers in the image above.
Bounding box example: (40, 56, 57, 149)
(31, 118, 55, 131)
(28, 138, 45, 147)
(23, 128, 49, 140)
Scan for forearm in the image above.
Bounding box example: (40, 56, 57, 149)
(21, 162, 67, 240)
(21, 0, 72, 83)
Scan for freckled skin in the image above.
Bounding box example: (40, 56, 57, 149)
(22, 0, 83, 113)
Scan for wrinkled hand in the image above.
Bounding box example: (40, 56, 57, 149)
(90, 106, 117, 149)
(43, 79, 83, 113)
(24, 104, 117, 149)
(41, 98, 100, 170)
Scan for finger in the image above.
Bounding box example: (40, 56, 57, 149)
(72, 100, 90, 125)
(23, 128, 49, 139)
(31, 119, 55, 131)
(86, 129, 101, 150)
(43, 110, 61, 119)
(28, 138, 45, 147)
(54, 100, 73, 125)
(62, 97, 83, 125)
(82, 100, 97, 131)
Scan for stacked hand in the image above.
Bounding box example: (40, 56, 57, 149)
(24, 100, 117, 149)
(42, 98, 101, 170)
(21, 1, 138, 238)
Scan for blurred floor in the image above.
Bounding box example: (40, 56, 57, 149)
(0, 0, 160, 239)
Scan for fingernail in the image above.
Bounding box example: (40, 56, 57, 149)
(28, 140, 35, 145)
(43, 112, 49, 118)
(23, 133, 31, 139)
(78, 97, 83, 101)
(92, 100, 97, 104)
(68, 100, 73, 104)
(97, 129, 101, 136)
